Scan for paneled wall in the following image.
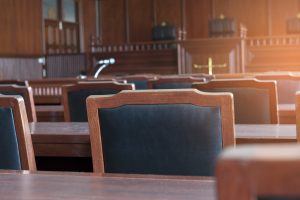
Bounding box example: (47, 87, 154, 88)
(99, 0, 300, 44)
(0, 0, 43, 55)
(0, 57, 42, 80)
(46, 54, 87, 78)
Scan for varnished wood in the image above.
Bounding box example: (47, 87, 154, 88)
(0, 85, 36, 122)
(35, 105, 64, 122)
(0, 170, 215, 200)
(0, 95, 36, 170)
(296, 92, 300, 142)
(193, 78, 279, 124)
(217, 144, 300, 200)
(278, 103, 295, 124)
(62, 81, 135, 122)
(86, 89, 235, 173)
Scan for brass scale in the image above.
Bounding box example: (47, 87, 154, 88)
(193, 57, 227, 75)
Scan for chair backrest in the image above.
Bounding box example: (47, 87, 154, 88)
(193, 79, 279, 124)
(62, 81, 135, 122)
(123, 75, 156, 90)
(0, 94, 36, 170)
(0, 85, 36, 122)
(0, 80, 29, 87)
(256, 73, 300, 104)
(148, 76, 205, 89)
(87, 89, 235, 175)
(217, 144, 300, 200)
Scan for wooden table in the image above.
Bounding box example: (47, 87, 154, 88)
(235, 124, 296, 144)
(278, 104, 295, 124)
(30, 122, 298, 158)
(34, 103, 296, 123)
(0, 171, 216, 200)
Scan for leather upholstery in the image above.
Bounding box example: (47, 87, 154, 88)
(0, 107, 21, 170)
(204, 88, 271, 124)
(276, 80, 300, 104)
(99, 104, 222, 176)
(153, 82, 193, 89)
(68, 89, 118, 122)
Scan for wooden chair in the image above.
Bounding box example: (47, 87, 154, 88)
(193, 79, 279, 124)
(255, 73, 300, 104)
(0, 85, 36, 122)
(217, 144, 300, 200)
(148, 76, 205, 89)
(62, 81, 135, 122)
(0, 94, 36, 170)
(87, 89, 235, 175)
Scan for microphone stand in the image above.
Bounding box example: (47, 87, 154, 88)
(93, 58, 115, 79)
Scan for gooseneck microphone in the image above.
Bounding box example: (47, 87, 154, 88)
(94, 58, 116, 78)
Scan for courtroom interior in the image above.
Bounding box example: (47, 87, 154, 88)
(1, 0, 300, 199)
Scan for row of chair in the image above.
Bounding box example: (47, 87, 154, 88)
(0, 78, 279, 124)
(3, 90, 300, 199)
(1, 89, 234, 176)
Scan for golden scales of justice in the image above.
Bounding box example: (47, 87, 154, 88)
(193, 57, 227, 75)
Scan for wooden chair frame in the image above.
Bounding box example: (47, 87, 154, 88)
(86, 89, 235, 173)
(147, 76, 206, 89)
(0, 95, 36, 170)
(193, 78, 279, 124)
(0, 85, 37, 122)
(295, 92, 300, 142)
(62, 81, 135, 122)
(217, 144, 300, 200)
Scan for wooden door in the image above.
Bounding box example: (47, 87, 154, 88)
(43, 0, 80, 54)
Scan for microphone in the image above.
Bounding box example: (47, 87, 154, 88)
(94, 58, 116, 78)
(97, 58, 116, 65)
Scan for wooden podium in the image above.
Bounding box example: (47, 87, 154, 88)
(177, 37, 246, 74)
(177, 24, 247, 75)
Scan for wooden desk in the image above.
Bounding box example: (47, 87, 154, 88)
(30, 122, 298, 158)
(0, 171, 215, 200)
(278, 104, 295, 124)
(236, 124, 296, 144)
(35, 105, 64, 122)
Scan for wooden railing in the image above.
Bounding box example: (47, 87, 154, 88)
(90, 38, 178, 53)
(29, 79, 78, 105)
(247, 35, 300, 47)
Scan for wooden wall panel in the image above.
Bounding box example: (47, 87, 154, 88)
(155, 0, 181, 29)
(270, 0, 298, 35)
(81, 0, 97, 51)
(213, 0, 269, 37)
(46, 54, 86, 78)
(128, 0, 154, 42)
(0, 57, 42, 80)
(0, 0, 43, 55)
(185, 0, 212, 39)
(101, 0, 126, 44)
